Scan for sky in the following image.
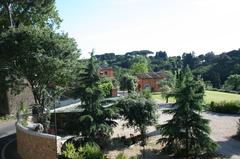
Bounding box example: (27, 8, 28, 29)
(56, 0, 240, 58)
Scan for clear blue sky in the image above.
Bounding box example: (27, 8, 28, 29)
(56, 0, 240, 58)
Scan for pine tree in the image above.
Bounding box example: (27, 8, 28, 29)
(158, 66, 217, 158)
(71, 51, 118, 146)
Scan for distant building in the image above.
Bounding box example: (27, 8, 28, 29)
(136, 71, 166, 92)
(99, 66, 114, 79)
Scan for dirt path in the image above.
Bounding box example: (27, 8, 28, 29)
(203, 112, 240, 159)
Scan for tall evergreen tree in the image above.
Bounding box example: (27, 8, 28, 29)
(158, 67, 217, 158)
(71, 51, 118, 146)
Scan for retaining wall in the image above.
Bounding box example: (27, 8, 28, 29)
(16, 123, 61, 159)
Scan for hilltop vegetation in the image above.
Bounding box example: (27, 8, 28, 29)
(95, 50, 240, 91)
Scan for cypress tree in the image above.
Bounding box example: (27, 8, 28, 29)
(158, 66, 217, 158)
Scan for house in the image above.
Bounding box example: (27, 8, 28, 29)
(136, 71, 166, 92)
(99, 66, 114, 79)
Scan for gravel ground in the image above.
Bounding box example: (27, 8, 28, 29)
(109, 103, 240, 159)
(158, 103, 240, 159)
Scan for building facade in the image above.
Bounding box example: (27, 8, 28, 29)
(99, 66, 114, 79)
(136, 72, 166, 92)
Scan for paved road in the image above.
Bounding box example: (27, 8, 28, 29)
(0, 121, 21, 159)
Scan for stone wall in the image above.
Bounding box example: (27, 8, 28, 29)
(0, 81, 35, 115)
(16, 123, 61, 159)
(7, 85, 35, 114)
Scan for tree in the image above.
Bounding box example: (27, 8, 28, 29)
(71, 51, 118, 146)
(158, 67, 217, 158)
(119, 74, 137, 93)
(130, 56, 150, 75)
(0, 25, 79, 113)
(224, 74, 240, 92)
(158, 71, 175, 103)
(155, 51, 167, 60)
(0, 0, 61, 31)
(99, 77, 113, 97)
(117, 93, 157, 159)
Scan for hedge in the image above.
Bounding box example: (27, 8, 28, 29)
(207, 101, 240, 114)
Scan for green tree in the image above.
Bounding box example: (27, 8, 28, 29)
(158, 71, 175, 103)
(72, 51, 118, 146)
(130, 56, 150, 75)
(158, 67, 217, 157)
(224, 74, 240, 92)
(99, 77, 113, 97)
(117, 93, 157, 158)
(0, 26, 79, 109)
(0, 0, 61, 31)
(119, 74, 137, 93)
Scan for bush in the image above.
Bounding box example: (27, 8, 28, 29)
(61, 142, 106, 159)
(208, 101, 240, 114)
(17, 102, 29, 126)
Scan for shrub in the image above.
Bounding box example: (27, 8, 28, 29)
(78, 142, 106, 159)
(62, 143, 78, 159)
(208, 101, 240, 114)
(61, 142, 106, 159)
(17, 102, 29, 126)
(115, 153, 128, 159)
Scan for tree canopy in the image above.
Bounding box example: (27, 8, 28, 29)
(0, 0, 61, 31)
(0, 25, 80, 109)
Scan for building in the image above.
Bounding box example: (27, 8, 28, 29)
(136, 71, 166, 92)
(99, 66, 114, 79)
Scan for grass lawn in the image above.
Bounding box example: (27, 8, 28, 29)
(151, 90, 240, 104)
(204, 90, 240, 103)
(151, 92, 175, 103)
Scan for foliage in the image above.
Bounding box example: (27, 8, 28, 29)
(0, 26, 79, 110)
(0, 0, 61, 31)
(62, 142, 106, 159)
(224, 74, 240, 92)
(158, 67, 217, 157)
(119, 74, 137, 93)
(96, 49, 240, 90)
(158, 71, 175, 103)
(208, 101, 240, 114)
(78, 142, 106, 159)
(17, 102, 29, 127)
(0, 115, 14, 121)
(116, 93, 157, 147)
(62, 143, 78, 159)
(130, 56, 150, 75)
(99, 77, 113, 97)
(70, 52, 118, 146)
(140, 88, 152, 99)
(115, 153, 128, 159)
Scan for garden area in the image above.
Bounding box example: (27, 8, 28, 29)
(1, 1, 240, 159)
